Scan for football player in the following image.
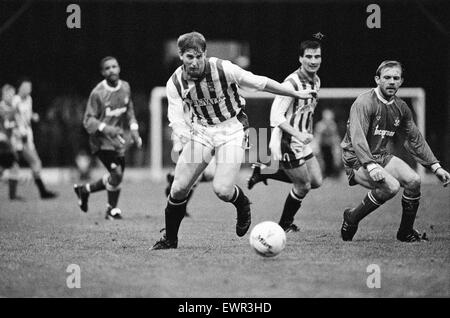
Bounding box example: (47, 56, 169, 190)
(151, 31, 316, 249)
(73, 56, 142, 220)
(340, 60, 450, 242)
(12, 79, 58, 199)
(256, 39, 324, 232)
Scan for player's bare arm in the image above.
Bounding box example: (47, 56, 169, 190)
(263, 78, 316, 99)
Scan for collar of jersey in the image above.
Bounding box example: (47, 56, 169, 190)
(102, 79, 122, 92)
(297, 67, 317, 83)
(374, 87, 395, 105)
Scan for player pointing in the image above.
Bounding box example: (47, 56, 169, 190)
(151, 31, 316, 250)
(340, 60, 450, 242)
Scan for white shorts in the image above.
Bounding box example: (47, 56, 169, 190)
(280, 137, 314, 169)
(284, 142, 313, 161)
(11, 129, 35, 152)
(191, 116, 248, 150)
(189, 116, 248, 164)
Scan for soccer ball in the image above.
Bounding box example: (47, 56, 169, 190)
(249, 221, 286, 257)
(110, 207, 122, 216)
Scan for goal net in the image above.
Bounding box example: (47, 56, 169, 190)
(148, 87, 426, 180)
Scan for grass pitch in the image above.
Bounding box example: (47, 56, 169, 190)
(0, 171, 449, 297)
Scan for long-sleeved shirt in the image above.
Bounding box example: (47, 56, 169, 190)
(84, 79, 137, 155)
(341, 88, 438, 168)
(167, 57, 268, 136)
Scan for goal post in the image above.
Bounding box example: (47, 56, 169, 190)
(148, 87, 426, 180)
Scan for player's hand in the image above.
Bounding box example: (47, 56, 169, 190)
(31, 113, 40, 122)
(296, 132, 314, 144)
(434, 167, 450, 187)
(103, 125, 122, 138)
(295, 89, 317, 100)
(368, 165, 385, 182)
(173, 128, 191, 145)
(131, 129, 142, 149)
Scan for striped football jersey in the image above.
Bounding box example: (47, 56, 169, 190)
(282, 68, 320, 134)
(167, 57, 267, 127)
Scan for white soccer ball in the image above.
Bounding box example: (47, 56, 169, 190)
(110, 207, 122, 216)
(249, 221, 286, 257)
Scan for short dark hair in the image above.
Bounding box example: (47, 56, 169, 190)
(375, 60, 404, 77)
(299, 40, 321, 57)
(100, 56, 118, 70)
(177, 31, 206, 54)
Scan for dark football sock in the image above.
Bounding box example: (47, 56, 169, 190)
(107, 189, 121, 208)
(266, 169, 292, 183)
(349, 190, 384, 224)
(165, 195, 188, 242)
(229, 185, 247, 209)
(8, 179, 18, 199)
(279, 189, 304, 227)
(34, 177, 47, 196)
(88, 178, 106, 193)
(398, 192, 420, 233)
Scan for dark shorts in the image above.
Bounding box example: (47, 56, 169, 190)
(280, 152, 315, 170)
(0, 140, 17, 168)
(96, 150, 125, 173)
(342, 150, 393, 186)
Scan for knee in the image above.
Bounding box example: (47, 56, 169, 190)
(404, 173, 421, 192)
(109, 166, 123, 186)
(31, 159, 42, 173)
(384, 179, 401, 198)
(170, 180, 190, 199)
(310, 177, 323, 189)
(213, 183, 234, 201)
(294, 182, 311, 197)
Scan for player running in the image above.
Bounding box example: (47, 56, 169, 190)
(247, 37, 325, 190)
(73, 56, 142, 220)
(12, 79, 58, 199)
(0, 85, 21, 197)
(252, 39, 324, 232)
(151, 31, 316, 250)
(0, 84, 23, 200)
(340, 60, 450, 242)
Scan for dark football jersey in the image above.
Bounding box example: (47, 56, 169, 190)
(84, 80, 137, 154)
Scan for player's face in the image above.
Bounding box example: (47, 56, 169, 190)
(300, 48, 321, 74)
(18, 82, 32, 97)
(2, 88, 15, 104)
(375, 66, 403, 98)
(101, 59, 120, 82)
(180, 49, 206, 79)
